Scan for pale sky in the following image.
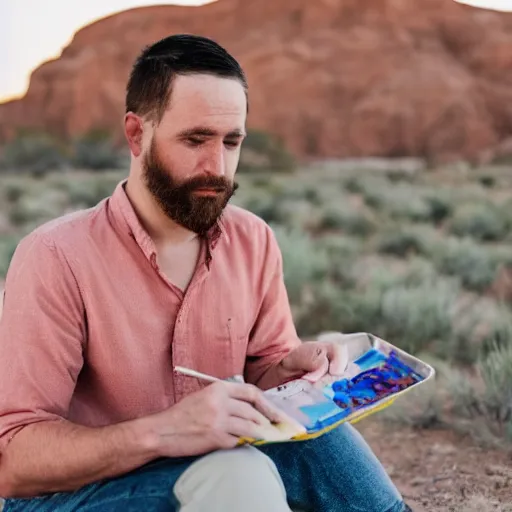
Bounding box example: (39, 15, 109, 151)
(1, 0, 511, 102)
(0, 0, 214, 102)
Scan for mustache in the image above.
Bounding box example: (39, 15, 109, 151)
(181, 175, 238, 193)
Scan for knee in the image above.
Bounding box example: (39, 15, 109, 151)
(174, 446, 287, 504)
(205, 445, 285, 488)
(214, 445, 282, 481)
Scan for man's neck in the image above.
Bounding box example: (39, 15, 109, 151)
(124, 174, 198, 246)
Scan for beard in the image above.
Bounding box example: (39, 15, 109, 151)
(142, 139, 238, 236)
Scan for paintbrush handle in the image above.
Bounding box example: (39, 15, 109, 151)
(174, 366, 222, 383)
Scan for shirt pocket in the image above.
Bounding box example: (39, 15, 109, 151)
(226, 316, 250, 377)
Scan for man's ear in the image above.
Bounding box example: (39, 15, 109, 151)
(124, 113, 144, 158)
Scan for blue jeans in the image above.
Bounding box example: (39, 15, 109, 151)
(3, 424, 406, 512)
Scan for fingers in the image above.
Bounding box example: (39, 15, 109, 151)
(287, 342, 329, 382)
(298, 340, 349, 377)
(226, 382, 290, 424)
(324, 341, 349, 375)
(282, 342, 329, 373)
(301, 354, 329, 382)
(226, 416, 293, 442)
(228, 399, 272, 426)
(216, 431, 241, 449)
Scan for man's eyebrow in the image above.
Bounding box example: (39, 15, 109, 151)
(177, 127, 246, 138)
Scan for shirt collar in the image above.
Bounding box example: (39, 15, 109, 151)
(109, 179, 227, 265)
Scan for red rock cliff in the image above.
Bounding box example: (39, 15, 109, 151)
(2, 0, 512, 161)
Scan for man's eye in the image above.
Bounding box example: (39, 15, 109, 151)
(188, 137, 205, 146)
(224, 140, 240, 148)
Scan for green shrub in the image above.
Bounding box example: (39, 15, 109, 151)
(449, 202, 509, 242)
(238, 129, 296, 173)
(364, 183, 455, 225)
(447, 299, 512, 365)
(377, 281, 457, 354)
(479, 309, 512, 357)
(377, 228, 428, 258)
(299, 271, 457, 356)
(478, 341, 512, 439)
(432, 237, 498, 292)
(293, 280, 347, 337)
(400, 257, 439, 286)
(318, 204, 375, 236)
(479, 175, 496, 188)
(0, 235, 20, 277)
(276, 199, 319, 231)
(71, 130, 126, 170)
(242, 192, 283, 224)
(445, 342, 512, 445)
(389, 196, 433, 223)
(0, 131, 68, 174)
(303, 186, 322, 205)
(343, 175, 390, 204)
(343, 176, 364, 194)
(8, 189, 68, 228)
(317, 235, 361, 287)
(272, 225, 329, 304)
(60, 175, 119, 208)
(423, 194, 453, 224)
(3, 182, 25, 204)
(318, 234, 362, 261)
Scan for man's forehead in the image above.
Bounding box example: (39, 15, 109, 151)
(160, 74, 247, 133)
(169, 74, 246, 112)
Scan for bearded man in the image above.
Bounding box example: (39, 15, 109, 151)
(0, 34, 411, 512)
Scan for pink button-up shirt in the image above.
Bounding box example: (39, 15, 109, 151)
(0, 180, 301, 452)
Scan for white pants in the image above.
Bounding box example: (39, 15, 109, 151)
(173, 445, 294, 512)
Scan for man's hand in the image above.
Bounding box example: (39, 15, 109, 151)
(146, 380, 295, 457)
(278, 337, 349, 383)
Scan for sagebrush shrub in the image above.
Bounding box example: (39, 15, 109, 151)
(432, 236, 498, 292)
(449, 202, 509, 242)
(272, 225, 329, 304)
(71, 130, 126, 170)
(0, 132, 68, 174)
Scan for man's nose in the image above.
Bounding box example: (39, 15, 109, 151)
(204, 145, 225, 176)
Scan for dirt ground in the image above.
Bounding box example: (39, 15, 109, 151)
(357, 419, 512, 512)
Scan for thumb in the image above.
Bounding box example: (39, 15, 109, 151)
(301, 347, 330, 382)
(281, 344, 329, 382)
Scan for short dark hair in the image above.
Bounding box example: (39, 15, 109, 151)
(125, 34, 248, 122)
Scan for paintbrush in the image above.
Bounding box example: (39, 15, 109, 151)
(173, 365, 307, 441)
(174, 366, 244, 383)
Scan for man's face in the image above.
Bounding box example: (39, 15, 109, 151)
(142, 74, 247, 235)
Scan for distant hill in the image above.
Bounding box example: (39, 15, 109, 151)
(2, 0, 512, 162)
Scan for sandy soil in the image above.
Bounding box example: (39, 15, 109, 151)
(357, 419, 512, 512)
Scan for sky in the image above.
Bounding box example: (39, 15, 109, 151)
(0, 0, 214, 102)
(1, 0, 511, 102)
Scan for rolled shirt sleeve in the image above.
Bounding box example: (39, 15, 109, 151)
(0, 233, 85, 453)
(244, 226, 302, 386)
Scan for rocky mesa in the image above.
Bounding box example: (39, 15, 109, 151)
(2, 0, 512, 162)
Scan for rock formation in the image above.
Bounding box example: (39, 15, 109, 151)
(2, 0, 512, 162)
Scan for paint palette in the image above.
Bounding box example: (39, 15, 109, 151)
(247, 332, 435, 445)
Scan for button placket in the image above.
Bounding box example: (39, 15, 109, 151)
(171, 265, 208, 402)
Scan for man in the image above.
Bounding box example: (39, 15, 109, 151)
(0, 34, 410, 512)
